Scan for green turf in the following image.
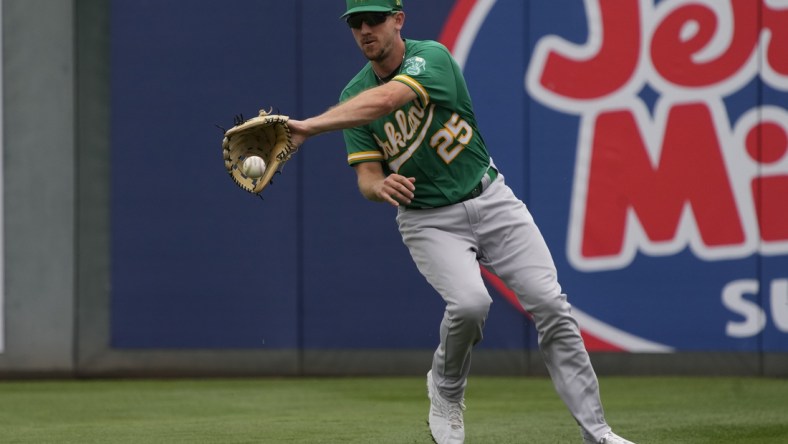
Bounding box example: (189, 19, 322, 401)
(0, 377, 786, 443)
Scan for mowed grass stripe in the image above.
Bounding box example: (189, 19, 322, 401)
(0, 377, 786, 443)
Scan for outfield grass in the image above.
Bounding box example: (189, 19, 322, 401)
(0, 377, 786, 443)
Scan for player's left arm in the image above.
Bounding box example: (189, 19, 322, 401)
(288, 82, 416, 147)
(354, 161, 416, 207)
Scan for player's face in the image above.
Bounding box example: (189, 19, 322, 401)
(349, 12, 403, 63)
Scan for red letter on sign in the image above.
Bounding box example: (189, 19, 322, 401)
(748, 122, 788, 242)
(582, 104, 745, 257)
(651, 1, 758, 87)
(539, 0, 640, 99)
(764, 1, 788, 77)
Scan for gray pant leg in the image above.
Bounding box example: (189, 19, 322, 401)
(531, 294, 610, 440)
(397, 205, 492, 402)
(431, 292, 489, 400)
(474, 176, 611, 439)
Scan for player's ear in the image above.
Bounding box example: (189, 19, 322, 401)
(393, 11, 405, 30)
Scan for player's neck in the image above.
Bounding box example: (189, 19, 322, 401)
(372, 40, 406, 83)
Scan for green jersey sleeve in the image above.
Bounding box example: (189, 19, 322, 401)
(393, 41, 469, 114)
(340, 66, 387, 166)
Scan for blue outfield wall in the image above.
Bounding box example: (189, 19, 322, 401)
(110, 0, 788, 354)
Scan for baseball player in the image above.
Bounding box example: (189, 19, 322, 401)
(287, 1, 637, 443)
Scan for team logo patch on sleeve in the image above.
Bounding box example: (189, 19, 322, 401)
(403, 56, 426, 76)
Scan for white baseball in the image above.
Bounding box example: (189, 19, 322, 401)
(242, 156, 266, 178)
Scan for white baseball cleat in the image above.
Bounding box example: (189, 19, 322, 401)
(426, 370, 465, 444)
(584, 431, 637, 444)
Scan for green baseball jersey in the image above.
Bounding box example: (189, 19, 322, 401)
(341, 39, 491, 209)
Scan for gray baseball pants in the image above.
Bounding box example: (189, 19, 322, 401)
(396, 171, 611, 441)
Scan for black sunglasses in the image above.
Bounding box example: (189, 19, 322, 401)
(346, 12, 393, 29)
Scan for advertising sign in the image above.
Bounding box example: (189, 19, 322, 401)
(448, 0, 788, 351)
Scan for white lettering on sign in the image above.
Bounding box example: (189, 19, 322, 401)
(722, 278, 788, 337)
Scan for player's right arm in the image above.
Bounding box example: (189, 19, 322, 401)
(288, 81, 416, 149)
(353, 161, 415, 207)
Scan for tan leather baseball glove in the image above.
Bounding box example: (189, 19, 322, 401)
(222, 109, 297, 195)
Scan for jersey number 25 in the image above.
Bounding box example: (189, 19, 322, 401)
(430, 113, 473, 164)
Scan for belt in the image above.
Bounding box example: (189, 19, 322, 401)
(458, 165, 498, 203)
(406, 166, 498, 210)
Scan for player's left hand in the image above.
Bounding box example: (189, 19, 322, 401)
(377, 174, 416, 207)
(285, 119, 310, 150)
